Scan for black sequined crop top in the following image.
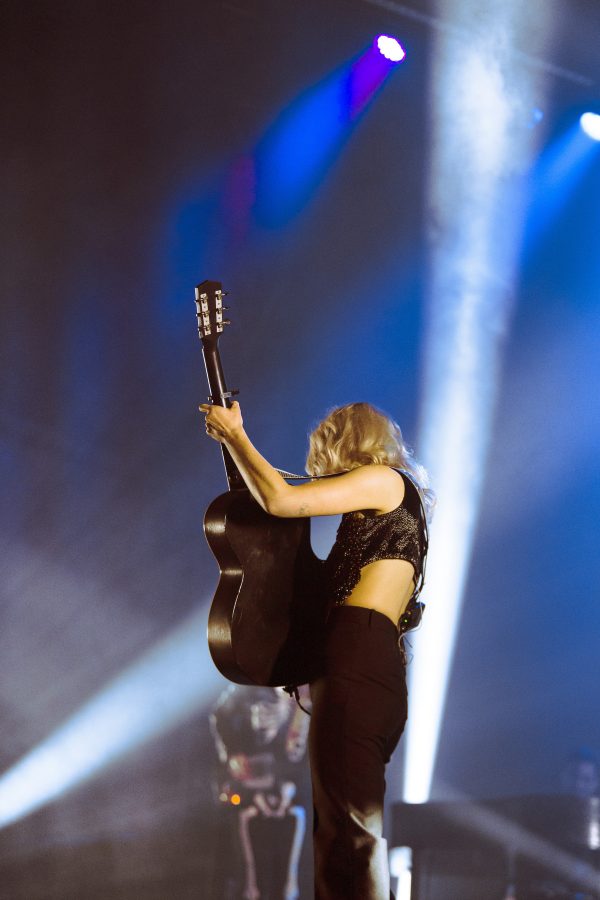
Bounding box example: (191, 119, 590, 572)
(324, 470, 427, 612)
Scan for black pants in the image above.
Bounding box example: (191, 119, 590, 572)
(308, 605, 408, 900)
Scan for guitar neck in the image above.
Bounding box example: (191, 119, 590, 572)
(195, 279, 246, 491)
(201, 343, 245, 491)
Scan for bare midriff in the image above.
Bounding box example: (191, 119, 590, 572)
(343, 558, 416, 626)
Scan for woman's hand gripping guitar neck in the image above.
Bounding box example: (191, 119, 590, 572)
(200, 401, 297, 516)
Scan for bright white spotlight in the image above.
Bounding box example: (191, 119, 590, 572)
(376, 35, 406, 63)
(402, 4, 553, 805)
(580, 112, 600, 141)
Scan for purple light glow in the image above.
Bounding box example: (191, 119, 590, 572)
(376, 35, 406, 63)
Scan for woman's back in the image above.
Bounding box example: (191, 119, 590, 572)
(324, 468, 427, 625)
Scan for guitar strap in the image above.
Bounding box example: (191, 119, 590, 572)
(274, 468, 331, 480)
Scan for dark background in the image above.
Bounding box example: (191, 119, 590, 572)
(1, 0, 599, 897)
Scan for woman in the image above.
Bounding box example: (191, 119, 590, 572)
(200, 400, 432, 900)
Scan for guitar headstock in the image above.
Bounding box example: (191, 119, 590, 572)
(195, 280, 230, 347)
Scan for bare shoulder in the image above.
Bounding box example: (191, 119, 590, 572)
(333, 464, 405, 514)
(365, 465, 405, 512)
(340, 463, 401, 484)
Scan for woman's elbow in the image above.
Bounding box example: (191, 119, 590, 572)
(264, 489, 296, 518)
(264, 497, 288, 517)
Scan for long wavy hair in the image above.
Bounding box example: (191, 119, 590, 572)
(305, 402, 435, 518)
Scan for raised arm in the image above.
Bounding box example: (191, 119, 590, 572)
(200, 402, 404, 518)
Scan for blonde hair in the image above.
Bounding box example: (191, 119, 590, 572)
(306, 402, 435, 517)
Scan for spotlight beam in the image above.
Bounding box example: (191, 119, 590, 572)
(0, 605, 224, 829)
(402, 4, 553, 803)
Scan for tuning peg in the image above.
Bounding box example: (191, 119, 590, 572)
(222, 319, 231, 326)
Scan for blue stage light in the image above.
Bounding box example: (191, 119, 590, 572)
(254, 44, 402, 227)
(376, 35, 406, 63)
(580, 112, 600, 141)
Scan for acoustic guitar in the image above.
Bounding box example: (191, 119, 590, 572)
(195, 280, 325, 687)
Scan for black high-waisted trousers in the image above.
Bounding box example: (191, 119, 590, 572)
(308, 605, 408, 900)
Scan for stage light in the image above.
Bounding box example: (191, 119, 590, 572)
(401, 3, 553, 804)
(580, 112, 600, 141)
(0, 605, 223, 829)
(389, 846, 412, 900)
(521, 117, 600, 254)
(255, 42, 403, 225)
(376, 35, 406, 63)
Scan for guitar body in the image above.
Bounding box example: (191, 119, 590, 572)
(205, 488, 325, 686)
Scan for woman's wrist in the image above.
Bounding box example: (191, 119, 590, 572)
(224, 425, 248, 447)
